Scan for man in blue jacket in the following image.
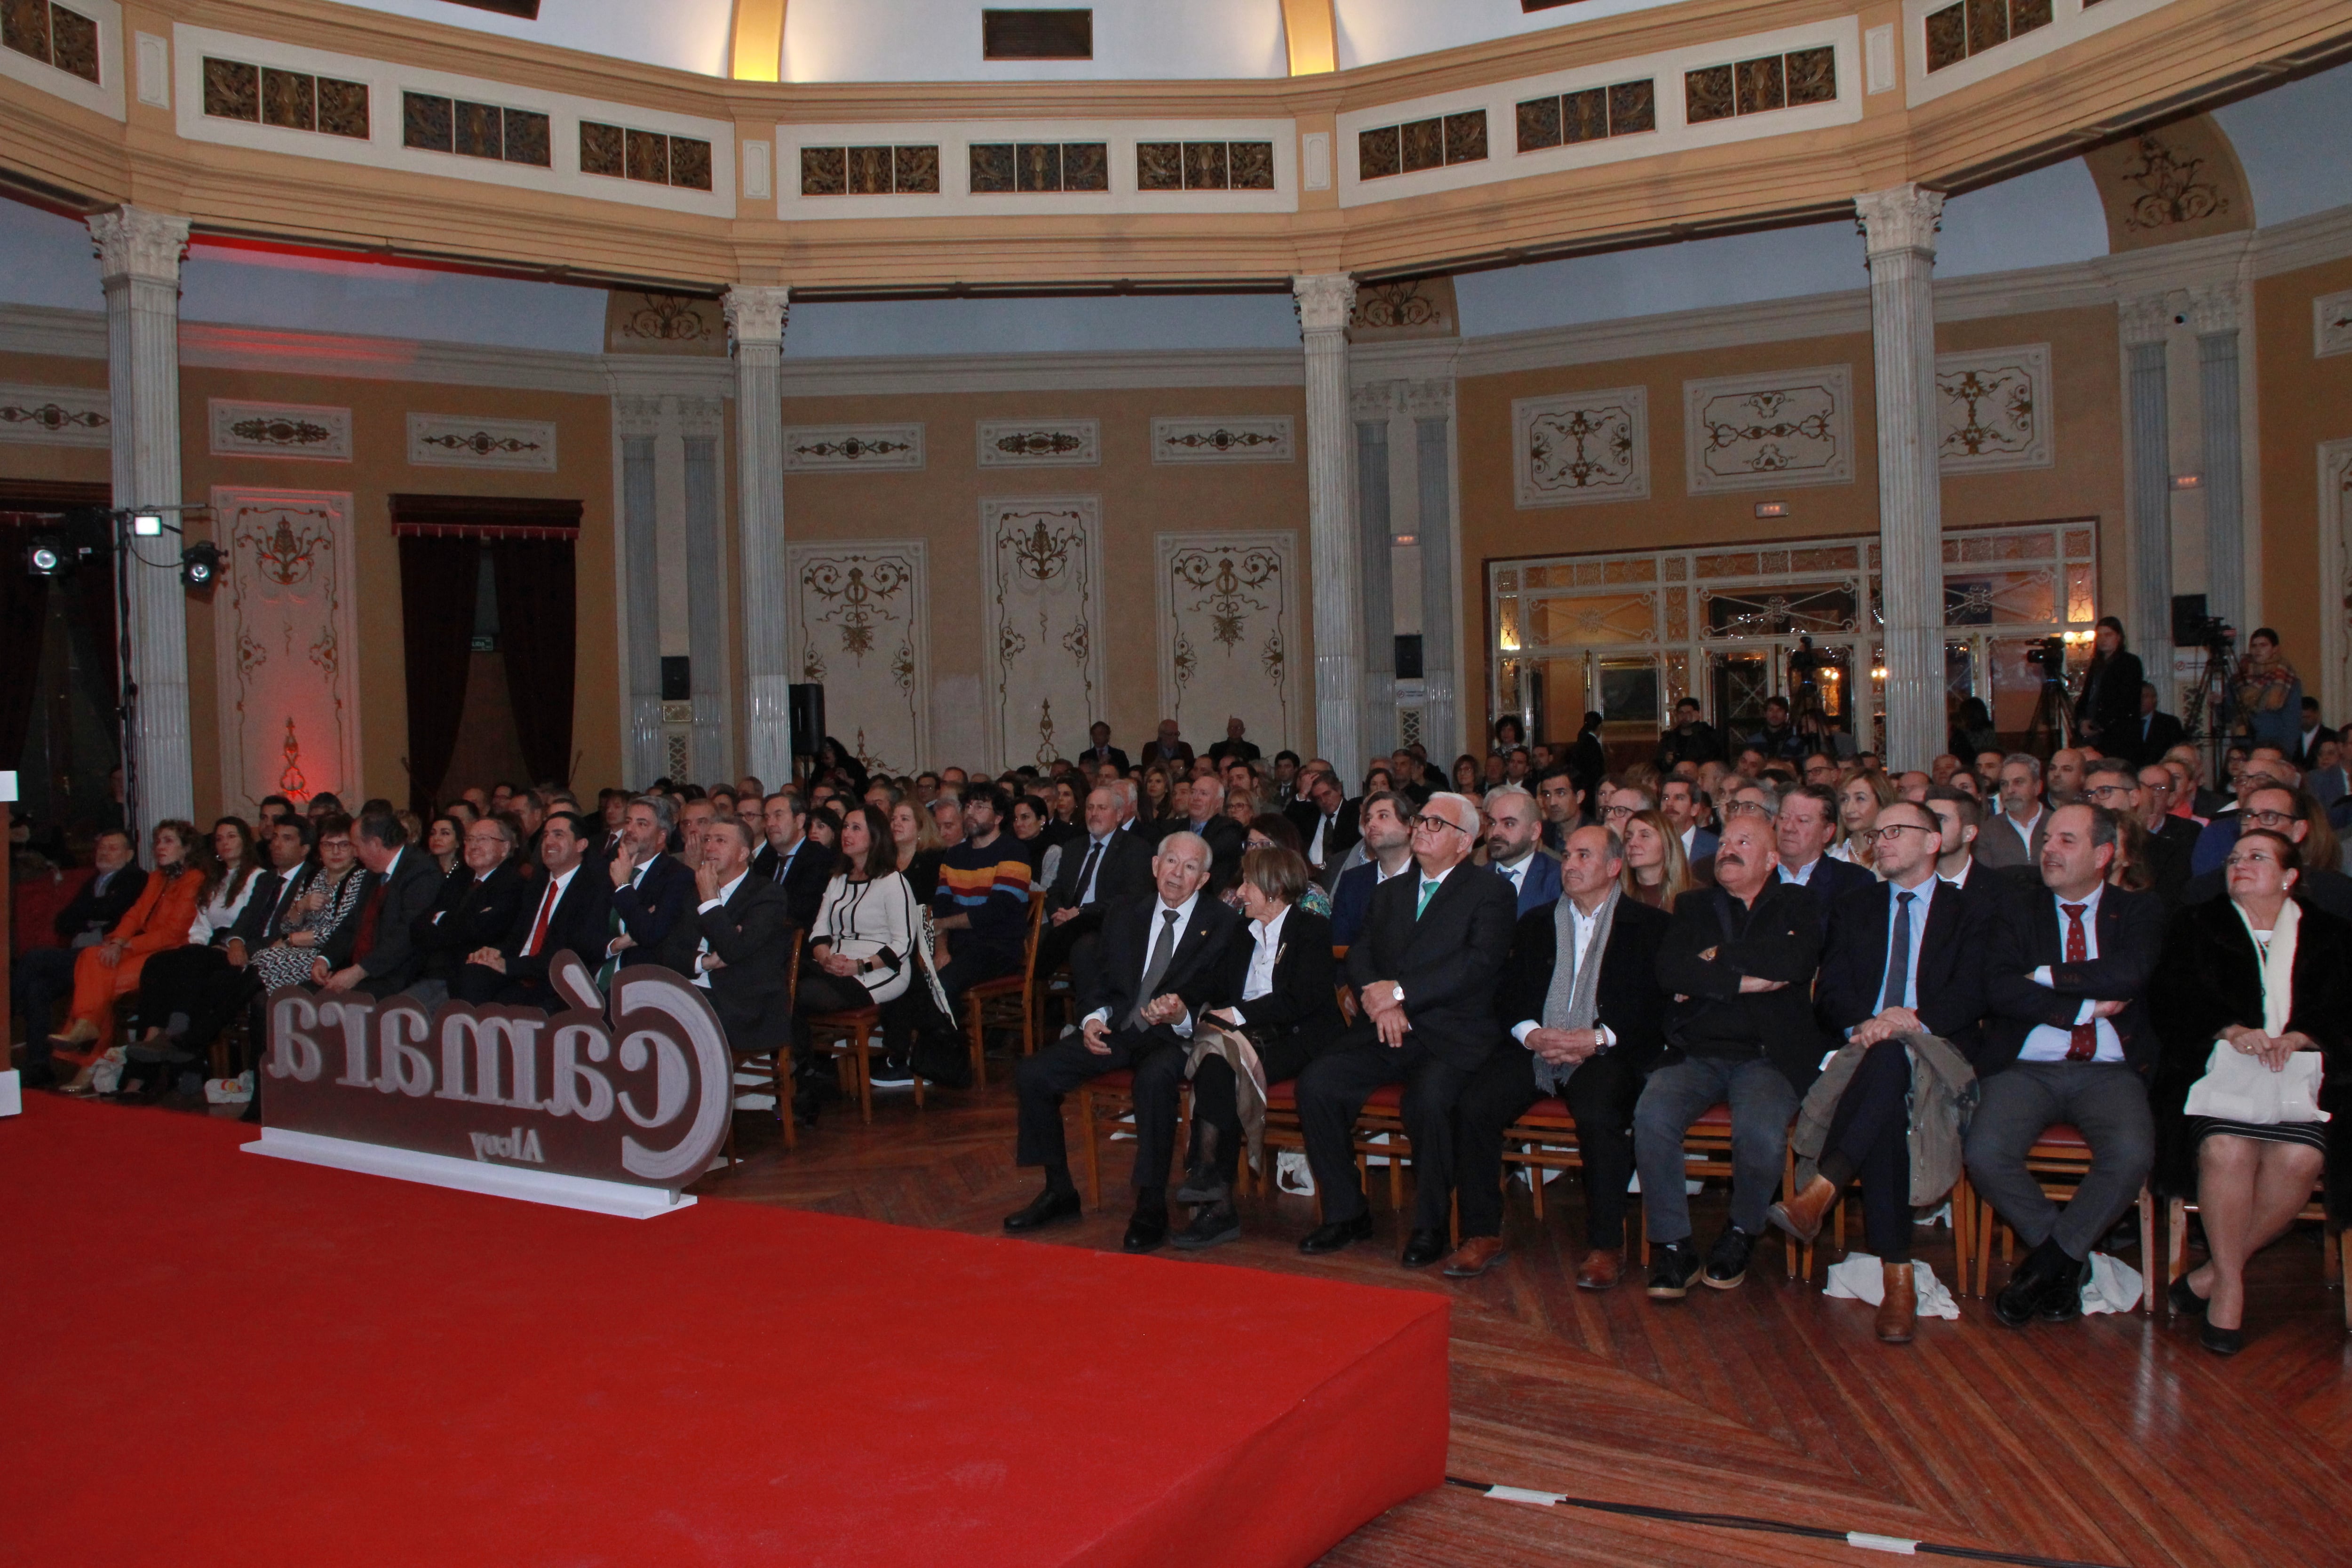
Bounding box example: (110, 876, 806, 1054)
(1482, 785, 1562, 916)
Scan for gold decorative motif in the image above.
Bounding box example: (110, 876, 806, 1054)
(792, 434, 911, 462)
(2118, 134, 2229, 231)
(799, 557, 912, 661)
(1355, 281, 1442, 331)
(0, 399, 106, 435)
(278, 717, 308, 800)
(231, 415, 334, 448)
(616, 293, 715, 344)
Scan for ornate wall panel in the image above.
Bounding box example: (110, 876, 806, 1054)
(603, 289, 726, 356)
(0, 381, 109, 447)
(1151, 415, 1295, 465)
(2322, 440, 2352, 725)
(1512, 385, 1649, 508)
(1935, 343, 2051, 474)
(2082, 114, 2253, 254)
(785, 540, 930, 776)
(975, 418, 1099, 468)
(405, 413, 556, 471)
(979, 496, 1104, 771)
(1682, 365, 1854, 494)
(207, 398, 352, 462)
(780, 423, 925, 472)
(209, 486, 360, 816)
(2318, 290, 2352, 360)
(1154, 530, 1298, 756)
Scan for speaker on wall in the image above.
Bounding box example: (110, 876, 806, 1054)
(660, 655, 691, 701)
(2170, 594, 2209, 648)
(787, 684, 826, 759)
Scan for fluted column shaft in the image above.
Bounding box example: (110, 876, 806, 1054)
(2121, 300, 2174, 664)
(90, 206, 192, 836)
(617, 421, 665, 786)
(1411, 381, 1459, 763)
(1857, 185, 1946, 772)
(724, 285, 791, 786)
(2195, 294, 2246, 634)
(1296, 272, 1362, 783)
(1354, 398, 1396, 761)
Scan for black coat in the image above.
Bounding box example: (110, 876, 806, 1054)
(1777, 857, 1876, 940)
(324, 847, 446, 998)
(1081, 890, 1246, 1045)
(2129, 709, 2186, 766)
(2145, 815, 2201, 908)
(1076, 744, 1130, 775)
(609, 852, 704, 976)
(1495, 896, 1672, 1075)
(417, 863, 527, 982)
(1342, 863, 1520, 1071)
(1043, 827, 1153, 916)
(254, 863, 318, 943)
(499, 864, 614, 986)
(222, 870, 287, 947)
(1159, 815, 1245, 890)
(52, 863, 150, 943)
(1285, 796, 1360, 868)
(750, 837, 839, 931)
(2074, 650, 2143, 753)
(1979, 884, 2165, 1076)
(1816, 878, 1991, 1059)
(694, 873, 794, 1052)
(2149, 896, 2352, 1221)
(1656, 881, 1824, 1092)
(1215, 905, 1344, 1062)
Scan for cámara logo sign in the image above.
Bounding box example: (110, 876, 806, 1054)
(262, 952, 731, 1193)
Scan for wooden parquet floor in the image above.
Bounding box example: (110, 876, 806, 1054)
(701, 1073, 2352, 1568)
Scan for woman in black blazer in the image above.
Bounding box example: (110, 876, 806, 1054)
(2150, 828, 2352, 1353)
(1173, 845, 1343, 1250)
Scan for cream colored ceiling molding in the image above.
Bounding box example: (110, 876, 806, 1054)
(781, 423, 925, 471)
(1903, 0, 2182, 109)
(0, 0, 124, 120)
(0, 382, 110, 448)
(1335, 17, 1861, 211)
(976, 418, 1100, 468)
(1683, 365, 1855, 495)
(406, 412, 558, 470)
(209, 398, 354, 462)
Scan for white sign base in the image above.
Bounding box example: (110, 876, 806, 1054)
(0, 1069, 20, 1118)
(242, 1127, 698, 1220)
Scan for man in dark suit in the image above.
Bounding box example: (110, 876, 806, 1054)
(1965, 803, 2163, 1329)
(1439, 823, 1670, 1287)
(1285, 768, 1359, 883)
(1165, 773, 1245, 889)
(2079, 759, 2192, 907)
(11, 828, 146, 1053)
(601, 794, 703, 983)
(2071, 617, 2143, 758)
(1003, 830, 1245, 1252)
(315, 812, 444, 1001)
(684, 814, 794, 1059)
(1145, 717, 1196, 774)
(2176, 780, 2352, 919)
(455, 811, 612, 1006)
(1769, 800, 1991, 1342)
(1482, 785, 1563, 916)
(2128, 684, 2185, 766)
(2293, 696, 2337, 772)
(1033, 783, 1155, 988)
(1772, 783, 1874, 935)
(749, 788, 838, 931)
(1636, 815, 1823, 1299)
(1078, 720, 1130, 777)
(1976, 755, 2050, 875)
(1327, 791, 1414, 946)
(1205, 715, 1261, 768)
(1535, 764, 1587, 855)
(1654, 697, 1724, 772)
(1294, 792, 1520, 1266)
(415, 817, 526, 1002)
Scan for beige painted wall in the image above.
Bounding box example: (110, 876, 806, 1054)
(2256, 254, 2352, 690)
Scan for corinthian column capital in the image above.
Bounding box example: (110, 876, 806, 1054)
(722, 284, 791, 347)
(1854, 183, 1945, 259)
(87, 205, 190, 284)
(1293, 272, 1356, 336)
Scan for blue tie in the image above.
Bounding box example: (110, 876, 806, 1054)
(1879, 890, 1915, 1013)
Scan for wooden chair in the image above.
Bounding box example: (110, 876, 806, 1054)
(801, 978, 916, 1126)
(1497, 1096, 1584, 1222)
(1073, 1067, 1194, 1207)
(1787, 1165, 1976, 1286)
(1258, 1078, 1414, 1222)
(959, 898, 1046, 1087)
(723, 932, 799, 1162)
(2165, 1182, 2346, 1329)
(1971, 1123, 2153, 1310)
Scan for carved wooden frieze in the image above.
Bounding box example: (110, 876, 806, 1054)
(1513, 386, 1649, 508)
(1682, 365, 1853, 494)
(209, 398, 352, 462)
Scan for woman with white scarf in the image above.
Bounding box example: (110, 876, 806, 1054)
(2152, 828, 2352, 1354)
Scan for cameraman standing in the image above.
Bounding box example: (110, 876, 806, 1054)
(2072, 615, 2142, 755)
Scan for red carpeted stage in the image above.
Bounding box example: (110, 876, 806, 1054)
(2, 1098, 1447, 1568)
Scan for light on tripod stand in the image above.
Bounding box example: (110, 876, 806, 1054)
(131, 511, 165, 536)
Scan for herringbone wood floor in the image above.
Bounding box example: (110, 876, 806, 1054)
(702, 1068, 2352, 1568)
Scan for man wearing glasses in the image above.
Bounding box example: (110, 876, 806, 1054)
(2177, 781, 2352, 918)
(1294, 792, 1519, 1267)
(2080, 759, 2187, 907)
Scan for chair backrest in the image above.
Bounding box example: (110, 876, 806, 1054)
(1017, 892, 1048, 998)
(785, 928, 806, 1014)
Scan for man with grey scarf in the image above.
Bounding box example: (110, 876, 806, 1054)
(1436, 824, 1672, 1288)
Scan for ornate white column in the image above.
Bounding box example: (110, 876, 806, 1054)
(1407, 378, 1459, 762)
(680, 398, 732, 782)
(1296, 272, 1363, 782)
(90, 205, 192, 835)
(614, 397, 665, 786)
(723, 285, 791, 786)
(1352, 381, 1397, 762)
(1856, 184, 1946, 772)
(2119, 296, 2174, 664)
(2190, 285, 2246, 633)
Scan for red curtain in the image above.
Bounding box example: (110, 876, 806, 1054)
(397, 533, 482, 814)
(491, 537, 576, 789)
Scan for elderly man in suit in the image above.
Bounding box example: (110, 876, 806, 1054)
(1774, 784, 1874, 933)
(1003, 830, 1245, 1253)
(455, 811, 612, 1007)
(12, 828, 146, 1068)
(1032, 784, 1155, 989)
(1439, 823, 1670, 1288)
(1976, 755, 2050, 873)
(415, 816, 526, 1006)
(1966, 802, 2164, 1329)
(685, 813, 795, 1062)
(314, 811, 443, 1002)
(1483, 785, 1563, 916)
(1285, 768, 1359, 884)
(600, 794, 703, 983)
(1294, 791, 1520, 1266)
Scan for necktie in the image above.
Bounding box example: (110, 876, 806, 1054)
(1878, 890, 1915, 1014)
(1073, 840, 1104, 904)
(1416, 879, 1438, 918)
(523, 877, 558, 957)
(1128, 908, 1180, 1030)
(2062, 902, 2096, 1059)
(350, 879, 385, 964)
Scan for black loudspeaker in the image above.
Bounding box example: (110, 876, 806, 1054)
(1394, 634, 1424, 680)
(787, 684, 825, 758)
(660, 655, 691, 701)
(2170, 594, 2209, 648)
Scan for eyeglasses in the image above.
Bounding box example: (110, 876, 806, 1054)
(1722, 800, 1771, 819)
(2243, 809, 2299, 828)
(1603, 804, 1635, 820)
(1412, 814, 1469, 834)
(2082, 784, 2135, 801)
(1861, 824, 1929, 844)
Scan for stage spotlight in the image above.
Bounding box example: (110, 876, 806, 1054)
(25, 534, 66, 577)
(180, 541, 223, 589)
(131, 511, 165, 536)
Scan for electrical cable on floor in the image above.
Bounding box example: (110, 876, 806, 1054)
(1443, 1476, 2135, 1568)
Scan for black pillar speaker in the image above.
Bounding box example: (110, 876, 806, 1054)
(2169, 594, 2209, 648)
(787, 684, 825, 759)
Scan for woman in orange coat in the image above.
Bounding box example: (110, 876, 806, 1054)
(50, 820, 206, 1082)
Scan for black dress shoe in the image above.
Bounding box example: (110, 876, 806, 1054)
(2168, 1273, 2209, 1319)
(1170, 1201, 1241, 1251)
(1646, 1241, 1700, 1300)
(1299, 1212, 1375, 1255)
(1123, 1210, 1169, 1254)
(1702, 1225, 1756, 1290)
(2199, 1319, 2245, 1356)
(1994, 1239, 2066, 1328)
(1175, 1167, 1230, 1205)
(1003, 1186, 1082, 1234)
(2036, 1254, 2087, 1322)
(1399, 1228, 1448, 1269)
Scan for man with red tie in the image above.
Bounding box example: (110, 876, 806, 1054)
(1966, 802, 2163, 1329)
(454, 811, 612, 1007)
(312, 811, 443, 1001)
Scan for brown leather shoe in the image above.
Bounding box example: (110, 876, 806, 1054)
(1440, 1236, 1507, 1278)
(1876, 1261, 1918, 1344)
(1766, 1174, 1838, 1246)
(1576, 1247, 1625, 1291)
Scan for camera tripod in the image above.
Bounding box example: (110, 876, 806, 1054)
(2183, 638, 2238, 782)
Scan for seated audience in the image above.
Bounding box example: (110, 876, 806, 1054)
(415, 816, 527, 1007)
(1535, 764, 1586, 854)
(1830, 772, 1893, 871)
(1294, 793, 1518, 1266)
(1033, 785, 1155, 992)
(685, 813, 794, 1061)
(889, 799, 940, 902)
(797, 803, 937, 1090)
(1232, 814, 1332, 920)
(1636, 815, 1822, 1298)
(1442, 824, 1670, 1287)
(49, 820, 207, 1087)
(930, 787, 1034, 1006)
(2179, 780, 2352, 919)
(423, 814, 463, 877)
(1327, 790, 1414, 946)
(1483, 785, 1562, 916)
(1619, 808, 1693, 910)
(12, 828, 145, 1070)
(601, 794, 701, 982)
(1965, 803, 2164, 1329)
(751, 788, 839, 931)
(1285, 768, 1359, 883)
(1976, 754, 2049, 873)
(2150, 829, 2351, 1353)
(1775, 783, 1874, 930)
(113, 819, 273, 1098)
(455, 811, 612, 1007)
(1004, 832, 1243, 1250)
(311, 811, 442, 1002)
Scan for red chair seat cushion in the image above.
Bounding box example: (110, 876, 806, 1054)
(2037, 1122, 2088, 1150)
(1518, 1097, 1572, 1121)
(1692, 1101, 1733, 1130)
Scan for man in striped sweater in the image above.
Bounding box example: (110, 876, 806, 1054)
(931, 785, 1035, 1009)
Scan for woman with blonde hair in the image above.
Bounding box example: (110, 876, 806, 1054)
(1830, 771, 1898, 869)
(1618, 808, 1693, 910)
(891, 796, 943, 902)
(1141, 761, 1182, 829)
